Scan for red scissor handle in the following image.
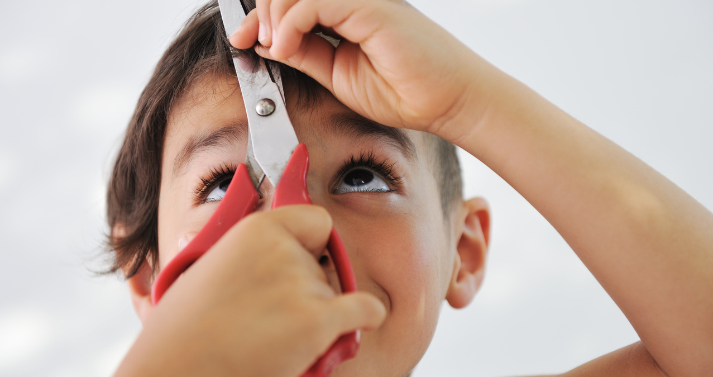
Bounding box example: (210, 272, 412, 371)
(151, 143, 359, 377)
(274, 143, 359, 377)
(151, 162, 259, 305)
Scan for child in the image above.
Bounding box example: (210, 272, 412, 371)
(107, 0, 713, 376)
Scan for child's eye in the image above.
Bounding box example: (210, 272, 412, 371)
(194, 164, 236, 204)
(334, 168, 392, 194)
(332, 152, 401, 195)
(204, 176, 232, 202)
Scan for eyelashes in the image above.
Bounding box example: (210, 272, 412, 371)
(332, 152, 402, 193)
(194, 163, 236, 203)
(194, 152, 402, 203)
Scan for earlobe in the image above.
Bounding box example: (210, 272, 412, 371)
(125, 233, 196, 323)
(446, 197, 490, 309)
(127, 261, 154, 324)
(113, 223, 154, 324)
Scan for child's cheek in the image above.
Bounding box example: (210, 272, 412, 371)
(335, 201, 445, 369)
(157, 198, 221, 270)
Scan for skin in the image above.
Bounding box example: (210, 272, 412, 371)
(117, 76, 490, 377)
(237, 0, 713, 375)
(116, 0, 713, 375)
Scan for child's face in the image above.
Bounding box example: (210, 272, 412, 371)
(152, 75, 479, 376)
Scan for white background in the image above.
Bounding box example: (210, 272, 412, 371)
(0, 0, 710, 376)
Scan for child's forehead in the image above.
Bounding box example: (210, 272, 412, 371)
(166, 74, 427, 164)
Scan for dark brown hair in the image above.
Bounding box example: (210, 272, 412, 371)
(106, 0, 461, 279)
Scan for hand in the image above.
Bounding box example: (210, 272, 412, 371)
(229, 0, 492, 143)
(115, 205, 386, 377)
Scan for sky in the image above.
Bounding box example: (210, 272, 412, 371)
(0, 0, 711, 376)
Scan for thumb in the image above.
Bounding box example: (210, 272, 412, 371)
(326, 292, 386, 335)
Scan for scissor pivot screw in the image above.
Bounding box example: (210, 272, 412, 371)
(256, 98, 276, 116)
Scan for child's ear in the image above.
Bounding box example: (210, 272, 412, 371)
(126, 261, 154, 325)
(446, 197, 490, 309)
(114, 223, 154, 324)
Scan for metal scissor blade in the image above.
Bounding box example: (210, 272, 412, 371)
(218, 0, 248, 40)
(244, 134, 265, 190)
(219, 0, 299, 189)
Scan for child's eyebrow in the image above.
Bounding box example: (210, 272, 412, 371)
(328, 113, 415, 160)
(172, 115, 415, 178)
(172, 121, 247, 177)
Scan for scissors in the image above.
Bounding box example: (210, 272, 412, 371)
(149, 0, 360, 375)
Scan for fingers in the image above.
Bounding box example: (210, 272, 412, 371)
(251, 0, 301, 47)
(229, 0, 393, 95)
(229, 9, 259, 49)
(231, 0, 385, 58)
(326, 292, 387, 335)
(230, 0, 302, 49)
(268, 0, 322, 60)
(254, 32, 336, 92)
(200, 205, 333, 295)
(237, 205, 333, 258)
(255, 0, 272, 45)
(271, 0, 383, 60)
(233, 206, 387, 334)
(269, 0, 300, 47)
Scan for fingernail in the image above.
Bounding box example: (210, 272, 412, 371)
(178, 236, 191, 252)
(258, 22, 267, 43)
(229, 25, 241, 39)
